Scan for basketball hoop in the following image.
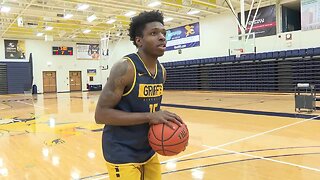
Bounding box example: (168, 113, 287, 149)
(234, 48, 244, 58)
(229, 33, 255, 57)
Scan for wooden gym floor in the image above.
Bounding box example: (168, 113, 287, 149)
(0, 91, 319, 179)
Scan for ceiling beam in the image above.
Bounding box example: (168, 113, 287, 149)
(69, 0, 202, 20)
(192, 0, 230, 10)
(162, 1, 219, 14)
(1, 0, 37, 37)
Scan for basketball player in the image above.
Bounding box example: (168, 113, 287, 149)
(95, 11, 183, 180)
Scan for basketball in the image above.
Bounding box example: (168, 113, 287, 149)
(148, 121, 189, 156)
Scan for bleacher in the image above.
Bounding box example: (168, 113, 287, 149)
(162, 47, 320, 92)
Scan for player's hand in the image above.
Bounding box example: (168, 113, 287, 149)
(148, 110, 183, 130)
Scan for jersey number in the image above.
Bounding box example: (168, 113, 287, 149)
(149, 103, 158, 113)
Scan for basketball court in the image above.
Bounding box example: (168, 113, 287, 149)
(0, 91, 319, 179)
(1, 0, 320, 179)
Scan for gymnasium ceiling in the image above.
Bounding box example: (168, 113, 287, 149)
(0, 0, 279, 43)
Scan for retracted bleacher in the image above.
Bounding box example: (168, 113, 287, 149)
(162, 47, 320, 92)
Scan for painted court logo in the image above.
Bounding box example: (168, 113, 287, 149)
(44, 138, 65, 146)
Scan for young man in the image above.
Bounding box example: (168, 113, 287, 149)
(95, 10, 183, 180)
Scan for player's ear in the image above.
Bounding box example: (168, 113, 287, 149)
(135, 36, 142, 47)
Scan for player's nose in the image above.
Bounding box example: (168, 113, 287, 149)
(159, 33, 165, 41)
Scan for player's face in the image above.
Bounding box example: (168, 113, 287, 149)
(138, 22, 166, 57)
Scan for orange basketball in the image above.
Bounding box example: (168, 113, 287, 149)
(148, 121, 189, 156)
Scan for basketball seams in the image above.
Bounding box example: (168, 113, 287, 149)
(149, 138, 188, 147)
(162, 123, 181, 142)
(161, 123, 166, 156)
(148, 123, 189, 156)
(148, 140, 162, 146)
(163, 149, 179, 154)
(151, 125, 163, 142)
(153, 149, 179, 154)
(162, 136, 189, 147)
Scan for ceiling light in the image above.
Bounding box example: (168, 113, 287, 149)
(45, 35, 53, 41)
(17, 17, 23, 27)
(59, 30, 66, 37)
(124, 11, 136, 17)
(106, 19, 116, 24)
(83, 29, 91, 34)
(164, 17, 173, 22)
(77, 4, 89, 11)
(36, 32, 44, 36)
(0, 6, 11, 13)
(187, 10, 200, 15)
(148, 1, 161, 7)
(87, 14, 97, 22)
(45, 26, 53, 31)
(64, 13, 73, 19)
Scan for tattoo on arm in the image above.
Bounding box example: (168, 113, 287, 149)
(98, 59, 132, 109)
(108, 60, 129, 92)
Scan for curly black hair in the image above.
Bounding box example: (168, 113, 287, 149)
(128, 10, 164, 47)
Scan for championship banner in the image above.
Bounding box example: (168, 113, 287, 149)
(2, 40, 27, 62)
(166, 22, 200, 51)
(238, 5, 276, 38)
(87, 69, 96, 76)
(76, 43, 100, 60)
(301, 0, 320, 31)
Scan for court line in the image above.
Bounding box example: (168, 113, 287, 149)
(162, 152, 320, 175)
(82, 108, 320, 179)
(88, 175, 109, 180)
(205, 146, 320, 172)
(81, 146, 320, 179)
(177, 145, 320, 163)
(83, 115, 320, 180)
(162, 115, 320, 163)
(85, 152, 320, 179)
(162, 103, 319, 120)
(162, 153, 320, 175)
(16, 100, 48, 109)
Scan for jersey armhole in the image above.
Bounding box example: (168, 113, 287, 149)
(160, 64, 165, 83)
(122, 57, 136, 96)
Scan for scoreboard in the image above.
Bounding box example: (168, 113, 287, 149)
(52, 46, 73, 55)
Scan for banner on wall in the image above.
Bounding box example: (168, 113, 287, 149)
(238, 5, 276, 38)
(165, 22, 200, 51)
(87, 69, 96, 76)
(301, 0, 320, 31)
(76, 43, 100, 60)
(2, 40, 28, 62)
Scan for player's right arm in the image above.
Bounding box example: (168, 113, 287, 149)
(94, 59, 182, 129)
